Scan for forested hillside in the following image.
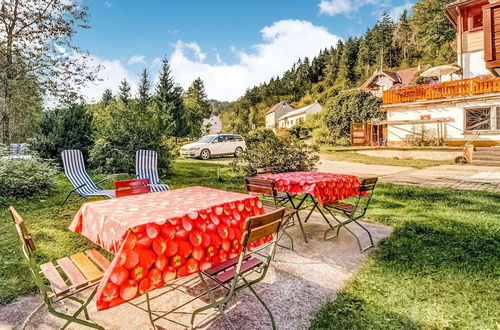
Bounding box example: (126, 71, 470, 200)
(222, 0, 456, 135)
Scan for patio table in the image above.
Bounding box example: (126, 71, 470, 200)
(69, 186, 265, 311)
(258, 172, 361, 242)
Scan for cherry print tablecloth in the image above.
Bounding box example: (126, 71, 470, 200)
(69, 186, 265, 311)
(258, 172, 361, 206)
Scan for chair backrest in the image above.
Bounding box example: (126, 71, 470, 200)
(114, 178, 151, 198)
(242, 207, 285, 250)
(360, 177, 378, 193)
(136, 150, 160, 184)
(61, 150, 98, 194)
(9, 206, 36, 255)
(255, 167, 274, 175)
(244, 177, 277, 198)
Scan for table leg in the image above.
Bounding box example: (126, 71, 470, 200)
(286, 193, 309, 243)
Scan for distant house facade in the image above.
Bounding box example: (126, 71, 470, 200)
(360, 65, 432, 98)
(361, 0, 500, 147)
(265, 101, 294, 128)
(276, 101, 323, 128)
(203, 115, 222, 134)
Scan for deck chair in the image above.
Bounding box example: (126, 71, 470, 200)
(323, 177, 378, 252)
(191, 207, 285, 330)
(61, 150, 115, 206)
(245, 177, 305, 249)
(9, 207, 110, 330)
(135, 150, 169, 192)
(114, 178, 151, 198)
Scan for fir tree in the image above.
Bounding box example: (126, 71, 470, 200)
(101, 89, 113, 106)
(184, 78, 211, 138)
(138, 69, 151, 110)
(118, 79, 131, 105)
(155, 58, 186, 136)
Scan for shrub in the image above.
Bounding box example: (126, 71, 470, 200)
(89, 100, 174, 175)
(234, 128, 319, 175)
(0, 155, 58, 198)
(323, 90, 382, 143)
(287, 125, 311, 140)
(30, 103, 94, 165)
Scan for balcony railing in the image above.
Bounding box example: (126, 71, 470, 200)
(382, 77, 500, 105)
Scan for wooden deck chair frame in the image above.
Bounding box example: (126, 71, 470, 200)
(189, 207, 286, 330)
(323, 177, 378, 252)
(9, 207, 108, 330)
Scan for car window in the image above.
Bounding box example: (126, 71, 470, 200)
(215, 136, 226, 143)
(197, 135, 215, 143)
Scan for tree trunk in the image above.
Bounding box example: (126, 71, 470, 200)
(2, 83, 11, 145)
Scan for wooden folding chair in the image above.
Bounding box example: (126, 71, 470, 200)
(244, 177, 306, 248)
(114, 178, 151, 198)
(323, 177, 378, 252)
(191, 207, 286, 330)
(9, 207, 110, 330)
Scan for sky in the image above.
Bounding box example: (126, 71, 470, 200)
(75, 0, 414, 102)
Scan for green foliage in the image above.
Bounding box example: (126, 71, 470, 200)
(287, 125, 310, 140)
(30, 103, 94, 165)
(324, 90, 382, 142)
(118, 79, 131, 105)
(155, 58, 186, 137)
(89, 99, 174, 175)
(0, 156, 58, 198)
(232, 128, 319, 175)
(184, 78, 211, 138)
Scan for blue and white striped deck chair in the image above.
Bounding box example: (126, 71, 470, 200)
(135, 150, 170, 192)
(61, 150, 116, 206)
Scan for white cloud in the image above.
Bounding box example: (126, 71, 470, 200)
(318, 0, 386, 17)
(151, 57, 162, 67)
(104, 1, 112, 8)
(127, 55, 146, 65)
(81, 56, 137, 103)
(169, 19, 341, 101)
(388, 2, 413, 20)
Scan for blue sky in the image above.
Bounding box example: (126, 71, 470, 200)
(76, 0, 414, 101)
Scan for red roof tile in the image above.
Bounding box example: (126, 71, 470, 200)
(266, 101, 285, 114)
(395, 64, 431, 86)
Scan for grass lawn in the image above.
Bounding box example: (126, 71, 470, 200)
(321, 150, 453, 169)
(1, 159, 499, 329)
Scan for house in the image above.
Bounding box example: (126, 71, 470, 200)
(276, 101, 323, 128)
(265, 101, 294, 128)
(379, 0, 500, 147)
(203, 115, 222, 134)
(360, 65, 432, 98)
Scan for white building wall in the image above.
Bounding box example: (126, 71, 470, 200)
(386, 97, 500, 145)
(462, 51, 490, 78)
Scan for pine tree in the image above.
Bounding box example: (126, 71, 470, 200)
(155, 58, 186, 137)
(371, 12, 396, 68)
(118, 79, 131, 105)
(338, 38, 360, 87)
(184, 78, 211, 138)
(393, 9, 414, 67)
(137, 69, 151, 110)
(101, 89, 113, 106)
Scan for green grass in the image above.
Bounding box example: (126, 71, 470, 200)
(321, 150, 453, 169)
(1, 159, 499, 329)
(310, 184, 500, 329)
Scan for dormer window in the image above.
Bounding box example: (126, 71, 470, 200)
(472, 10, 483, 29)
(462, 4, 485, 32)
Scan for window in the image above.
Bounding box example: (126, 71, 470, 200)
(465, 108, 491, 131)
(462, 5, 484, 32)
(471, 10, 483, 29)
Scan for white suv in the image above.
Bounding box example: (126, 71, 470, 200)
(180, 134, 246, 160)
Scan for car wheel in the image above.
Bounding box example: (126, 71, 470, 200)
(234, 147, 243, 157)
(200, 149, 211, 160)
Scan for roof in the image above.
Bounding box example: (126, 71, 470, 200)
(266, 101, 287, 114)
(360, 65, 431, 90)
(277, 102, 322, 121)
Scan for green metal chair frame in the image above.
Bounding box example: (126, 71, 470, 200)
(323, 177, 378, 252)
(244, 177, 303, 250)
(190, 207, 286, 330)
(9, 207, 105, 330)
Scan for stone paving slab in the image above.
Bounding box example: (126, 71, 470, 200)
(0, 212, 392, 330)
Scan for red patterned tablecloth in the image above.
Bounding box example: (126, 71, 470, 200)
(258, 172, 361, 206)
(69, 186, 265, 311)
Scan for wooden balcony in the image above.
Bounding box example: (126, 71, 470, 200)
(382, 77, 500, 105)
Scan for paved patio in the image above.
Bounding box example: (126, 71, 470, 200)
(0, 212, 392, 330)
(319, 157, 500, 193)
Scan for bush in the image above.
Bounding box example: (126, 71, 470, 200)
(30, 103, 94, 165)
(234, 128, 319, 175)
(89, 100, 174, 175)
(0, 155, 58, 198)
(287, 125, 311, 140)
(323, 90, 382, 143)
